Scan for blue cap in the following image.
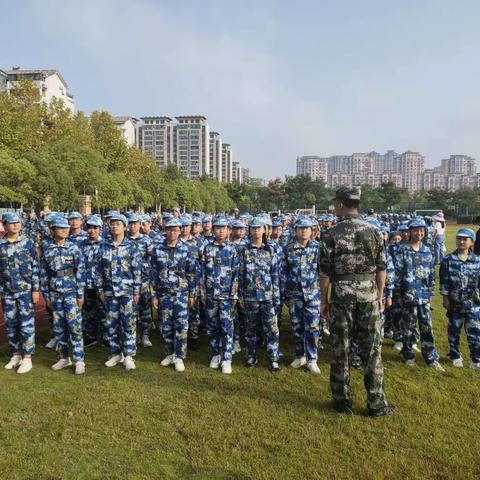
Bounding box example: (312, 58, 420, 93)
(85, 215, 103, 227)
(367, 219, 382, 231)
(164, 217, 182, 228)
(142, 214, 152, 223)
(105, 210, 119, 218)
(51, 217, 69, 229)
(398, 223, 409, 232)
(171, 207, 181, 212)
(249, 217, 265, 228)
(272, 219, 283, 228)
(295, 216, 313, 228)
(456, 228, 476, 241)
(202, 215, 213, 223)
(409, 218, 427, 229)
(162, 212, 172, 220)
(128, 213, 142, 223)
(67, 211, 82, 220)
(2, 212, 21, 224)
(180, 214, 192, 226)
(109, 213, 128, 226)
(231, 219, 246, 229)
(191, 216, 202, 224)
(212, 215, 230, 227)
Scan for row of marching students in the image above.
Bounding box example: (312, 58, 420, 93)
(382, 217, 480, 372)
(1, 210, 325, 375)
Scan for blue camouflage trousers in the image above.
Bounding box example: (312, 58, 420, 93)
(3, 294, 35, 355)
(51, 293, 84, 362)
(188, 302, 201, 341)
(136, 288, 152, 336)
(82, 289, 105, 341)
(288, 298, 320, 361)
(159, 291, 189, 359)
(206, 299, 234, 362)
(402, 303, 439, 364)
(244, 301, 279, 361)
(447, 310, 480, 363)
(105, 295, 137, 357)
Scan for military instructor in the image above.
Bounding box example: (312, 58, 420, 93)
(319, 186, 396, 417)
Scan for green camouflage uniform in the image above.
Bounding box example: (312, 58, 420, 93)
(319, 190, 389, 411)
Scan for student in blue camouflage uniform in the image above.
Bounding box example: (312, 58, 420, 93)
(78, 215, 105, 348)
(201, 215, 240, 374)
(202, 215, 214, 243)
(128, 213, 155, 347)
(151, 217, 198, 373)
(141, 214, 160, 243)
(0, 213, 39, 374)
(283, 217, 322, 374)
(41, 216, 86, 375)
(239, 217, 281, 372)
(98, 213, 142, 371)
(394, 218, 445, 372)
(68, 211, 88, 244)
(440, 228, 480, 370)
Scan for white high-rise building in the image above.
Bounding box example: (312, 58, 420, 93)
(209, 132, 223, 181)
(398, 151, 425, 193)
(221, 144, 233, 183)
(2, 67, 75, 112)
(138, 117, 174, 168)
(296, 156, 328, 183)
(173, 116, 210, 179)
(440, 155, 476, 176)
(232, 161, 243, 184)
(0, 69, 7, 90)
(112, 116, 139, 147)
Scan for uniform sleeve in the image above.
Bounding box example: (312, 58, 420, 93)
(186, 245, 199, 297)
(394, 248, 405, 294)
(150, 246, 159, 295)
(385, 250, 395, 298)
(238, 247, 245, 302)
(270, 246, 281, 306)
(30, 240, 40, 292)
(374, 231, 387, 271)
(39, 249, 51, 303)
(439, 257, 450, 296)
(428, 254, 435, 290)
(318, 234, 334, 278)
(131, 245, 142, 296)
(230, 246, 240, 300)
(74, 246, 86, 300)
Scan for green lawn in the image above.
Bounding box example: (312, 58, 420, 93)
(1, 227, 480, 479)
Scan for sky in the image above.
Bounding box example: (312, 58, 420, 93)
(2, 0, 480, 179)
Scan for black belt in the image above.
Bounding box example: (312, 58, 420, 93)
(334, 273, 375, 281)
(52, 269, 75, 278)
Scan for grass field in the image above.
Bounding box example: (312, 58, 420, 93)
(1, 227, 480, 479)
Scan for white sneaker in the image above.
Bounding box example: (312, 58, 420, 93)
(412, 343, 421, 353)
(428, 361, 445, 373)
(75, 361, 86, 375)
(124, 356, 136, 371)
(222, 361, 232, 374)
(52, 357, 72, 370)
(104, 354, 124, 367)
(393, 342, 403, 351)
(405, 359, 416, 366)
(290, 356, 307, 369)
(142, 335, 153, 348)
(452, 358, 463, 368)
(5, 354, 22, 370)
(17, 358, 32, 374)
(323, 326, 330, 337)
(174, 359, 185, 373)
(307, 361, 321, 374)
(209, 355, 221, 369)
(469, 361, 480, 371)
(160, 354, 174, 367)
(233, 341, 242, 354)
(45, 338, 57, 349)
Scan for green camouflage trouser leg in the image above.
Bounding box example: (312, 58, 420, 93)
(330, 301, 387, 411)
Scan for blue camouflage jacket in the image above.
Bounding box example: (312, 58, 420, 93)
(394, 243, 435, 305)
(78, 238, 103, 290)
(40, 240, 85, 301)
(98, 237, 142, 297)
(0, 235, 40, 298)
(201, 240, 240, 300)
(68, 230, 89, 245)
(151, 238, 198, 297)
(128, 234, 154, 288)
(439, 251, 480, 312)
(239, 241, 281, 304)
(283, 239, 321, 302)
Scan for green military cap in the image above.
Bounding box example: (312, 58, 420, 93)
(332, 185, 361, 202)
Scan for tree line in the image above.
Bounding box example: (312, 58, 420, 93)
(0, 81, 233, 213)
